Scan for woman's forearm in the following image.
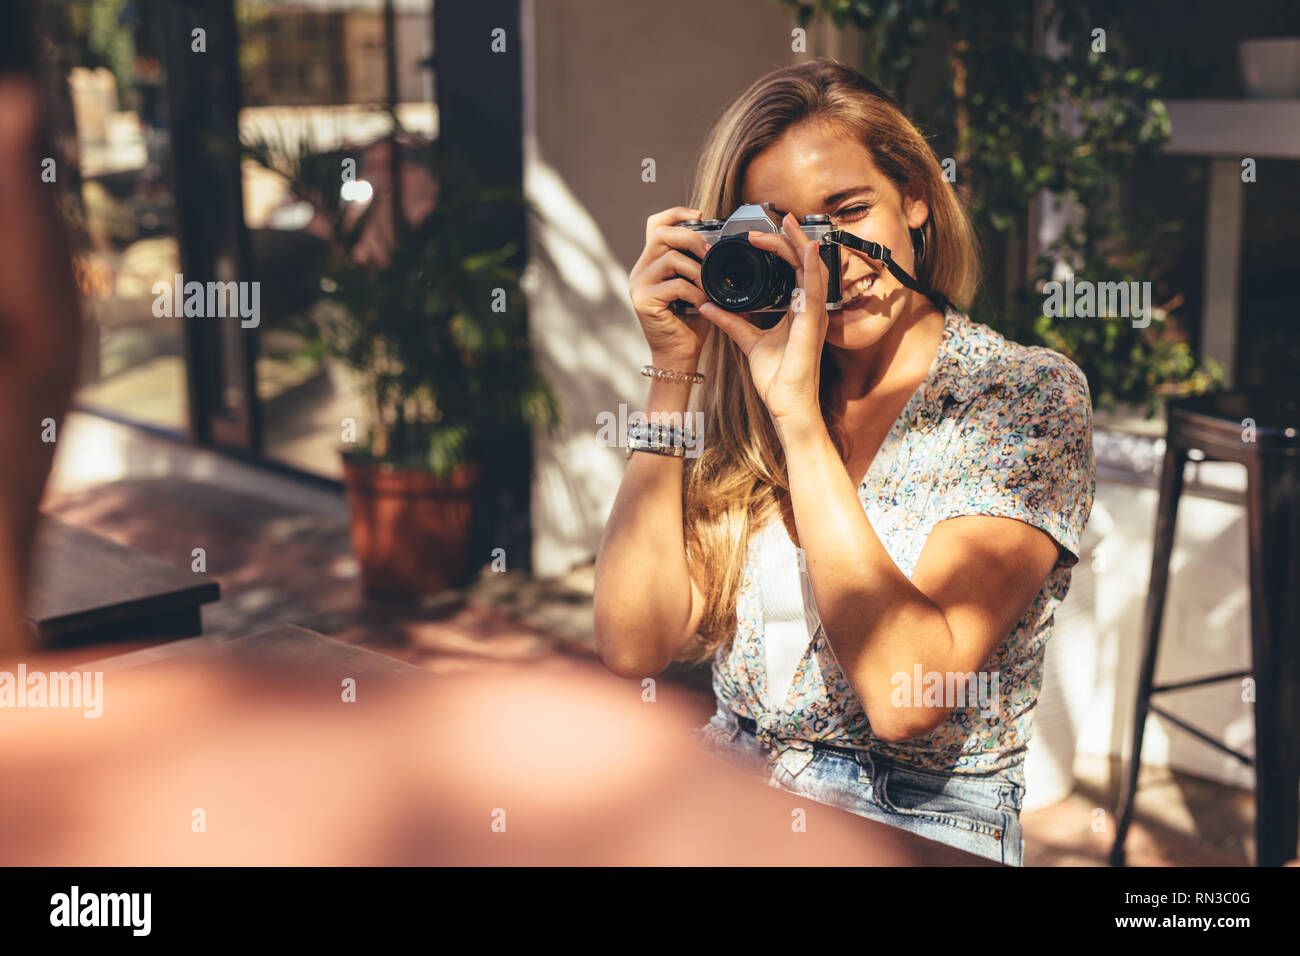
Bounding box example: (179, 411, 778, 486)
(593, 375, 700, 677)
(775, 413, 957, 739)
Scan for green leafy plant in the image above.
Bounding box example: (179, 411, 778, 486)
(316, 178, 561, 476)
(239, 118, 360, 248)
(780, 0, 1222, 413)
(60, 0, 137, 104)
(242, 123, 560, 477)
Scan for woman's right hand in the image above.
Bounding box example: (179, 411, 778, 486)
(627, 206, 715, 368)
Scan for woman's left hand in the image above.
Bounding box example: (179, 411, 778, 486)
(697, 212, 829, 439)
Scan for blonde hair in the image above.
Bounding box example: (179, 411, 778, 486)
(677, 57, 980, 664)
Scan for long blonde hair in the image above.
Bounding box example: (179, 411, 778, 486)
(677, 58, 980, 664)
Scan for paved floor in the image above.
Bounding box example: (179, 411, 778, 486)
(38, 413, 1261, 866)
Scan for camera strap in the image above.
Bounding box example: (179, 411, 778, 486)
(822, 230, 952, 313)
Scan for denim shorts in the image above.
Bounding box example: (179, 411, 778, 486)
(692, 704, 1024, 865)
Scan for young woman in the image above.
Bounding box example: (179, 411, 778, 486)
(593, 58, 1095, 866)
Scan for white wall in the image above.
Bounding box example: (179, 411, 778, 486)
(1082, 470, 1255, 789)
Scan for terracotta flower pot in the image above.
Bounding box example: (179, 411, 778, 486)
(340, 455, 481, 597)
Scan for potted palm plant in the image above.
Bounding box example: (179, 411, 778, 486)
(244, 126, 559, 596)
(323, 172, 558, 595)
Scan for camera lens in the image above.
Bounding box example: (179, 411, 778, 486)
(699, 237, 793, 313)
(720, 256, 755, 295)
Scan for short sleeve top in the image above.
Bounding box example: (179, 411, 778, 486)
(710, 308, 1096, 789)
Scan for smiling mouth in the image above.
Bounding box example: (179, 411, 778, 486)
(838, 273, 879, 308)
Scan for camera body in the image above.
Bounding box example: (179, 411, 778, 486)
(674, 203, 842, 317)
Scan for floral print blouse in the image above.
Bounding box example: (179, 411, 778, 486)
(710, 308, 1096, 790)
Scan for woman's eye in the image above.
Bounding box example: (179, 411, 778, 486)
(834, 205, 872, 221)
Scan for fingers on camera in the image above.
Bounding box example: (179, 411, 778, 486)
(645, 205, 700, 243)
(646, 224, 711, 261)
(656, 278, 707, 309)
(650, 249, 702, 284)
(745, 230, 801, 272)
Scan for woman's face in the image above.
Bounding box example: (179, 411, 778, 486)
(740, 119, 930, 350)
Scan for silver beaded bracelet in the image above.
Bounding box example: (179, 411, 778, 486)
(641, 364, 704, 385)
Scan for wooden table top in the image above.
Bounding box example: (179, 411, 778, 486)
(89, 623, 430, 681)
(27, 515, 220, 640)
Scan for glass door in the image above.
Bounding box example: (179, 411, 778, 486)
(41, 0, 190, 433)
(41, 0, 261, 449)
(235, 0, 436, 479)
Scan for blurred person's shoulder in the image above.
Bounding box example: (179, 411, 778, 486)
(0, 77, 43, 156)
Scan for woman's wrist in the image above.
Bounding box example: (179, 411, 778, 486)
(772, 408, 828, 451)
(647, 348, 701, 374)
(643, 376, 694, 418)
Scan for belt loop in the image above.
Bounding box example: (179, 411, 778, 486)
(996, 782, 1020, 812)
(1006, 783, 1023, 813)
(856, 747, 878, 787)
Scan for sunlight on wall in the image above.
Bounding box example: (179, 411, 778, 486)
(523, 147, 648, 577)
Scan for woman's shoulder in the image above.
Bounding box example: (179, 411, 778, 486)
(936, 315, 1097, 543)
(953, 312, 1092, 416)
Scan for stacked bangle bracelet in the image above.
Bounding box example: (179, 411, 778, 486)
(625, 419, 697, 459)
(641, 364, 704, 385)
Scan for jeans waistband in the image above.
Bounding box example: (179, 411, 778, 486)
(736, 713, 865, 760)
(731, 708, 1024, 801)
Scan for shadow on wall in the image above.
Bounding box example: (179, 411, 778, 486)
(524, 156, 653, 576)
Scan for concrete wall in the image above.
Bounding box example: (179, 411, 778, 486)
(522, 0, 861, 576)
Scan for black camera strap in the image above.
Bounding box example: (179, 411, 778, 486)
(822, 230, 952, 313)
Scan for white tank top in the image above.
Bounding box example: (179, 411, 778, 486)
(752, 414, 908, 708)
(754, 517, 823, 708)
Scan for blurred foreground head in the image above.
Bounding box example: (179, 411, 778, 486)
(0, 652, 984, 865)
(0, 70, 83, 656)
